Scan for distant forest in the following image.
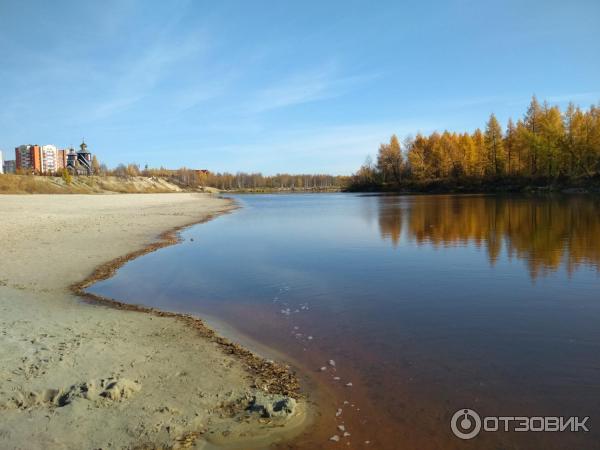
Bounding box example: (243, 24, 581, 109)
(186, 171, 346, 191)
(103, 164, 347, 191)
(349, 97, 600, 191)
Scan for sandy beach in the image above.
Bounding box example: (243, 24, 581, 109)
(0, 194, 307, 450)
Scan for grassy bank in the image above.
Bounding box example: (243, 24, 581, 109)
(0, 174, 193, 194)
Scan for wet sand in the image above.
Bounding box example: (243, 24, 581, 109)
(0, 193, 308, 450)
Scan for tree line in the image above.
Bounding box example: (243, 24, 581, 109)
(351, 97, 600, 189)
(195, 172, 347, 191)
(102, 165, 347, 191)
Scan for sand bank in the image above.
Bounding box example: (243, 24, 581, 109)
(0, 193, 307, 450)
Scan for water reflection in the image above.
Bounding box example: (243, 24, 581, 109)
(89, 193, 600, 449)
(378, 195, 600, 278)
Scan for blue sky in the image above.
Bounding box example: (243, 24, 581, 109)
(1, 0, 599, 174)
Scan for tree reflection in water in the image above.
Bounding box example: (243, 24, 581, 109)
(378, 195, 600, 278)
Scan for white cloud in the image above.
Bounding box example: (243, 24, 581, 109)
(88, 30, 210, 120)
(244, 64, 379, 113)
(192, 119, 436, 174)
(545, 91, 600, 104)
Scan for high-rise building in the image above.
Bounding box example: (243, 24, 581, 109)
(14, 144, 67, 174)
(40, 145, 61, 173)
(15, 145, 41, 173)
(0, 150, 3, 174)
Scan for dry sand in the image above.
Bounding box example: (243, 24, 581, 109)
(0, 193, 307, 450)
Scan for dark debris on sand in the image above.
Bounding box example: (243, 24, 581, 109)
(70, 216, 301, 399)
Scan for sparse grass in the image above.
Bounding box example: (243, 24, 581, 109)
(0, 174, 186, 194)
(0, 175, 66, 194)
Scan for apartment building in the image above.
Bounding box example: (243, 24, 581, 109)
(40, 145, 67, 173)
(15, 144, 68, 174)
(15, 145, 41, 172)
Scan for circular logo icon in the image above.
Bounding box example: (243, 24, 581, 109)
(451, 408, 482, 440)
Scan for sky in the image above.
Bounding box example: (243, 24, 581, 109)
(1, 0, 599, 175)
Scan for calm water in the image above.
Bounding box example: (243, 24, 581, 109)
(89, 194, 600, 449)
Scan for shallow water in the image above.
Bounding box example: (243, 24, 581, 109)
(89, 194, 600, 449)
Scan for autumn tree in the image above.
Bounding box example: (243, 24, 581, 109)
(436, 132, 456, 177)
(484, 113, 505, 176)
(458, 133, 477, 177)
(539, 103, 564, 177)
(377, 135, 403, 184)
(126, 163, 140, 177)
(352, 97, 600, 188)
(472, 128, 486, 177)
(92, 155, 101, 175)
(523, 96, 544, 175)
(407, 134, 429, 179)
(513, 120, 530, 176)
(505, 118, 517, 175)
(61, 168, 72, 185)
(352, 156, 378, 187)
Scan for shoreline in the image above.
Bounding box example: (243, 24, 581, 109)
(344, 177, 600, 195)
(72, 202, 302, 398)
(0, 193, 310, 449)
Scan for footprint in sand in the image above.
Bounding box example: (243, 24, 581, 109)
(2, 378, 141, 410)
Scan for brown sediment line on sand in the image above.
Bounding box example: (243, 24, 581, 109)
(69, 205, 302, 399)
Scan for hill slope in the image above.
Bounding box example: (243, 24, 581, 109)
(0, 175, 191, 194)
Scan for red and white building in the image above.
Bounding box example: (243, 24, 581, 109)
(15, 144, 67, 174)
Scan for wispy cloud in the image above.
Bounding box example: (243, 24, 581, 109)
(89, 95, 145, 120)
(89, 30, 210, 120)
(244, 64, 379, 113)
(438, 96, 506, 109)
(439, 92, 600, 113)
(501, 92, 600, 108)
(545, 91, 600, 104)
(192, 119, 436, 174)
